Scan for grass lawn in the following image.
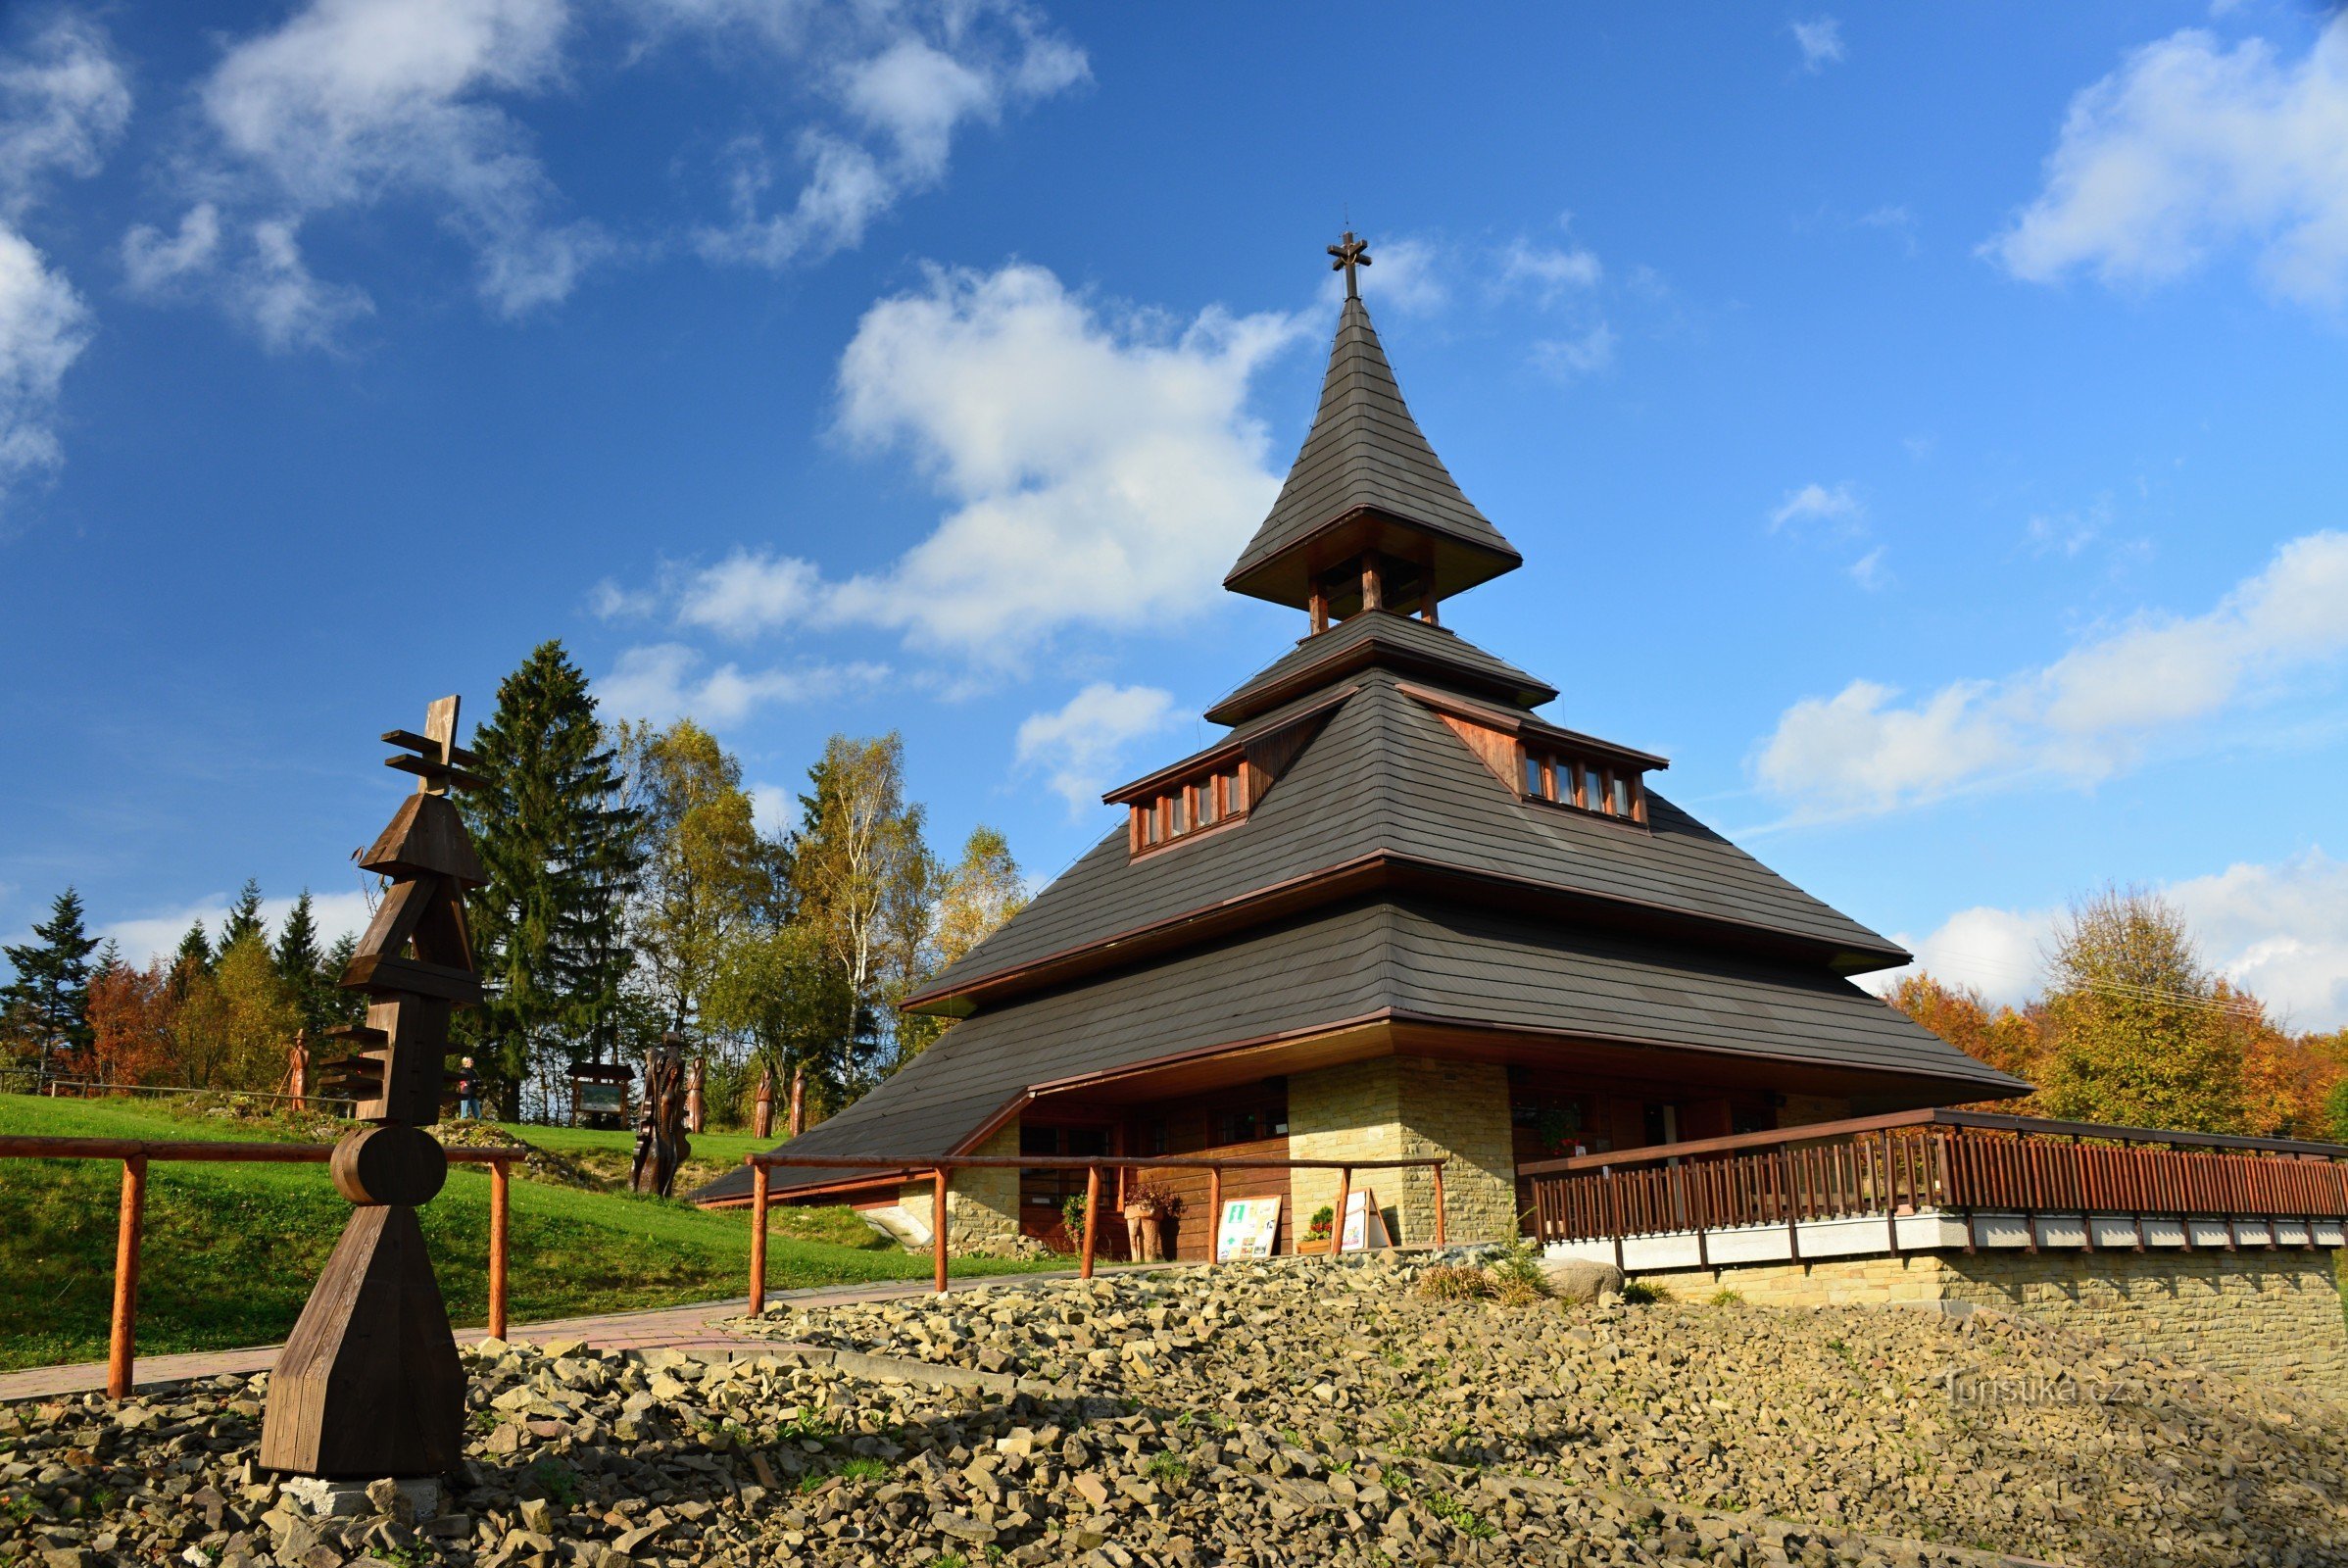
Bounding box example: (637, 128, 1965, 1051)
(486, 1119, 777, 1203)
(0, 1095, 1059, 1372)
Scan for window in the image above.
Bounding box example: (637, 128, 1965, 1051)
(1129, 763, 1248, 855)
(1522, 748, 1643, 824)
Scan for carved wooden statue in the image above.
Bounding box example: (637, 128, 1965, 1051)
(633, 1035, 692, 1199)
(262, 697, 486, 1478)
(752, 1063, 774, 1140)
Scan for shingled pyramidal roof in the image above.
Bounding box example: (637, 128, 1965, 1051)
(694, 245, 2026, 1206)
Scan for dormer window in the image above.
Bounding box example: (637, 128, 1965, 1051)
(1523, 747, 1645, 823)
(1129, 763, 1249, 856)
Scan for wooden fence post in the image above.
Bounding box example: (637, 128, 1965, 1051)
(747, 1161, 769, 1317)
(488, 1158, 511, 1341)
(1080, 1165, 1101, 1280)
(932, 1167, 950, 1296)
(1205, 1167, 1222, 1265)
(1330, 1167, 1351, 1257)
(1431, 1162, 1446, 1248)
(107, 1155, 146, 1400)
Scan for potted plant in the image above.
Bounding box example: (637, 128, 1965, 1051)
(1122, 1177, 1181, 1262)
(1296, 1203, 1336, 1255)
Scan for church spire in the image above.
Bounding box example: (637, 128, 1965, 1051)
(1224, 233, 1523, 627)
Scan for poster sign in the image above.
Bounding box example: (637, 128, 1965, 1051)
(1338, 1189, 1393, 1251)
(1216, 1196, 1283, 1261)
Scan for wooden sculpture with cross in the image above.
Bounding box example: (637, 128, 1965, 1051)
(261, 696, 488, 1478)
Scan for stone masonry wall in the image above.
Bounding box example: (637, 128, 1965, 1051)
(899, 1122, 1022, 1254)
(1643, 1250, 2347, 1390)
(1289, 1056, 1516, 1247)
(1394, 1058, 1517, 1246)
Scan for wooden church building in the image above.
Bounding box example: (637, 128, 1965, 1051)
(693, 239, 2027, 1254)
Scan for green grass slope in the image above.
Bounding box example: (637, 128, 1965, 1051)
(0, 1096, 1052, 1372)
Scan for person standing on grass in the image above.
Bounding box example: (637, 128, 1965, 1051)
(457, 1056, 482, 1120)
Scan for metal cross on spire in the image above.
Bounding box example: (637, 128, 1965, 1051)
(1328, 230, 1371, 299)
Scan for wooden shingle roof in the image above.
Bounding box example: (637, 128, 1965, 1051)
(692, 897, 2025, 1204)
(906, 662, 1908, 1015)
(1224, 297, 1522, 609)
(1203, 608, 1554, 726)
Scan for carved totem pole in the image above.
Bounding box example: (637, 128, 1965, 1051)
(262, 697, 486, 1478)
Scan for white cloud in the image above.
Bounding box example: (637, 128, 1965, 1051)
(1499, 236, 1602, 303)
(1530, 321, 1615, 381)
(745, 779, 795, 836)
(691, 9, 1086, 270)
(1865, 850, 2348, 1031)
(595, 642, 889, 725)
(1769, 480, 1865, 532)
(676, 552, 822, 640)
(102, 889, 374, 971)
(1755, 529, 2348, 817)
(0, 13, 132, 218)
(1988, 20, 2348, 306)
(126, 0, 600, 341)
(0, 16, 127, 525)
(1015, 682, 1182, 815)
(0, 227, 91, 519)
(655, 262, 1300, 661)
(1847, 545, 1891, 591)
(1791, 17, 1845, 73)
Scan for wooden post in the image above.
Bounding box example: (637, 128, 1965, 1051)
(747, 1161, 769, 1316)
(1331, 1166, 1352, 1257)
(488, 1158, 510, 1341)
(1206, 1166, 1222, 1264)
(1080, 1164, 1101, 1279)
(932, 1167, 950, 1296)
(1431, 1161, 1446, 1248)
(107, 1155, 146, 1400)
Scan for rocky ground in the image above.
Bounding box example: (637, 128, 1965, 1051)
(5, 1249, 2346, 1568)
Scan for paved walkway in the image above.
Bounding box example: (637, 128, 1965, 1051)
(0, 1270, 1086, 1404)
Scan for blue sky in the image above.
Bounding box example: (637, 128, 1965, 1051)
(5, 2, 2346, 1027)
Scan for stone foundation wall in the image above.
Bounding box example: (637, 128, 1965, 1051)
(899, 1122, 1022, 1254)
(1644, 1249, 2348, 1389)
(1289, 1056, 1516, 1247)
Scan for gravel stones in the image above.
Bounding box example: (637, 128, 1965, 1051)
(5, 1249, 2344, 1567)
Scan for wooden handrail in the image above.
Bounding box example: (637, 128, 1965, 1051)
(741, 1150, 1449, 1307)
(1523, 1115, 2348, 1251)
(0, 1136, 524, 1397)
(1518, 1107, 2348, 1176)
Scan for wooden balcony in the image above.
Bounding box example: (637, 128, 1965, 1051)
(1521, 1109, 2348, 1272)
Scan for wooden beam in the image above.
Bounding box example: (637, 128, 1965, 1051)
(1080, 1164, 1101, 1280)
(932, 1168, 950, 1295)
(746, 1162, 768, 1316)
(488, 1161, 510, 1340)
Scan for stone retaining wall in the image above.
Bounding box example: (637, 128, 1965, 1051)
(1645, 1248, 2348, 1389)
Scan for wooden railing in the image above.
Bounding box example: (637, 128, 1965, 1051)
(1521, 1109, 2348, 1260)
(741, 1152, 1448, 1307)
(0, 1135, 525, 1397)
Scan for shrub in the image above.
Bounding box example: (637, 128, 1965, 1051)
(1618, 1280, 1669, 1305)
(1417, 1264, 1496, 1300)
(1707, 1287, 1743, 1306)
(1488, 1240, 1553, 1305)
(1306, 1204, 1335, 1242)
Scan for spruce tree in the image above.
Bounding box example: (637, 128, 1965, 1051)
(2, 888, 102, 1089)
(273, 890, 332, 1037)
(317, 932, 366, 1030)
(219, 879, 266, 951)
(465, 641, 645, 1114)
(173, 921, 214, 976)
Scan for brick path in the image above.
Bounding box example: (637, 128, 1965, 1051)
(0, 1269, 1088, 1404)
